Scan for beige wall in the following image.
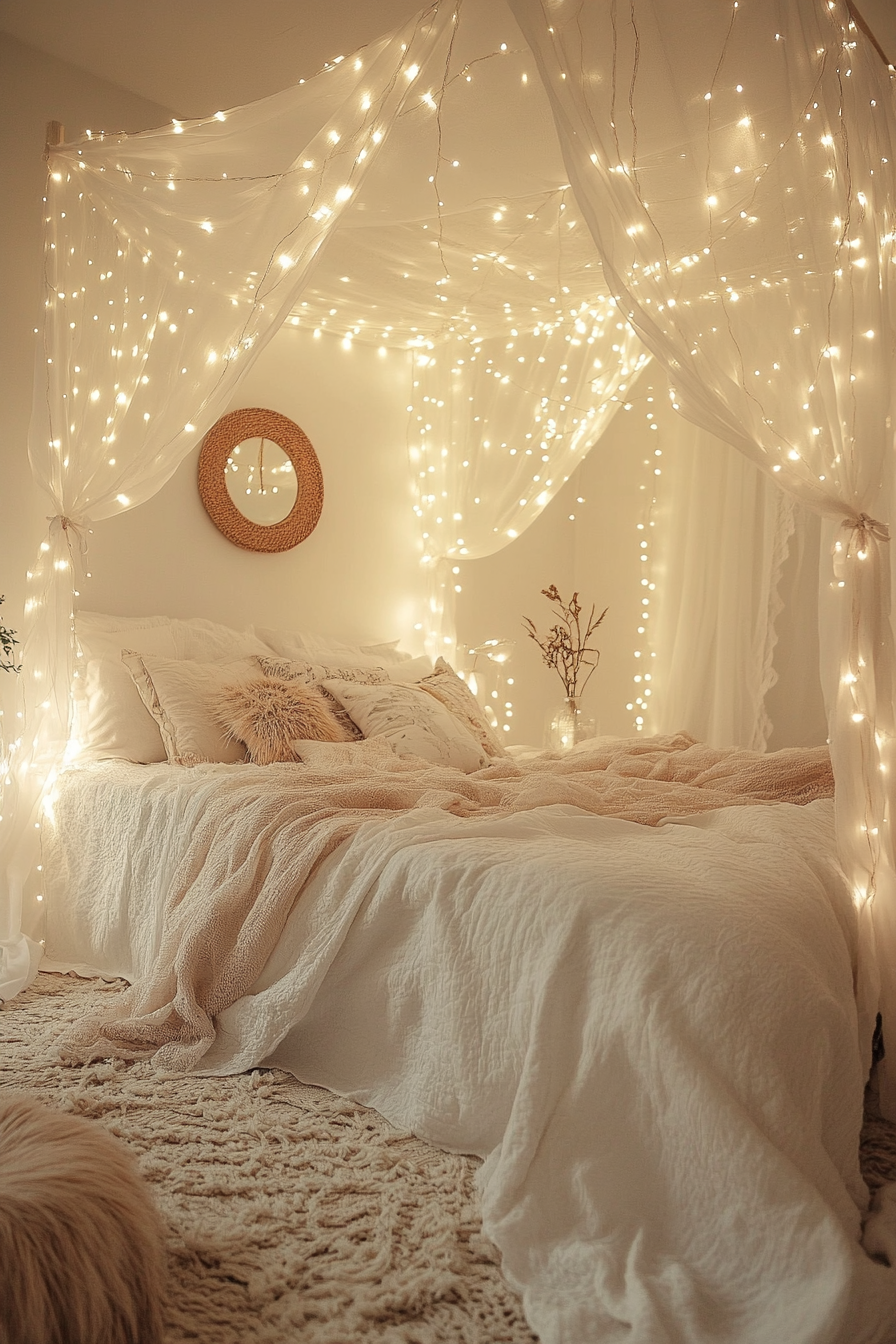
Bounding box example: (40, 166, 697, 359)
(455, 388, 659, 747)
(85, 329, 425, 648)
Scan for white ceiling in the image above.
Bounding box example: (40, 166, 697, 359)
(0, 0, 427, 118)
(1, 0, 894, 122)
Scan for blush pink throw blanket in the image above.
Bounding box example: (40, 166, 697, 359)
(62, 734, 833, 1070)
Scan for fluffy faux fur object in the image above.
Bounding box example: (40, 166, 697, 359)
(217, 675, 350, 764)
(0, 1094, 165, 1344)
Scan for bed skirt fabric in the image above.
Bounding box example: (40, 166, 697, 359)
(40, 740, 896, 1343)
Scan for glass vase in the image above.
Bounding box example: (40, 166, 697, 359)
(545, 696, 597, 751)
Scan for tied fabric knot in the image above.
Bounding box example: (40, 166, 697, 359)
(840, 512, 890, 562)
(46, 513, 91, 560)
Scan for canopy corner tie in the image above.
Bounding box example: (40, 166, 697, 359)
(842, 512, 890, 556)
(47, 513, 92, 560)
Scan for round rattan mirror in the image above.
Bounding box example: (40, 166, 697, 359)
(198, 407, 323, 553)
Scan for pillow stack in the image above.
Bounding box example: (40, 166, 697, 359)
(256, 657, 390, 743)
(71, 612, 509, 774)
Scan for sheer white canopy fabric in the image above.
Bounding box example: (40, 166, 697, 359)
(649, 412, 795, 751)
(0, 4, 455, 995)
(410, 301, 647, 656)
(289, 10, 651, 656)
(508, 0, 896, 1106)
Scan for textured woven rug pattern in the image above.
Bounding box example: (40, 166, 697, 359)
(0, 974, 537, 1344)
(4, 975, 896, 1342)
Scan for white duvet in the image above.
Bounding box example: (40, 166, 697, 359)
(44, 765, 896, 1343)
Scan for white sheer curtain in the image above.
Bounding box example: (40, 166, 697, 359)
(508, 0, 896, 1106)
(279, 10, 654, 663)
(649, 412, 795, 750)
(410, 302, 647, 657)
(0, 4, 453, 996)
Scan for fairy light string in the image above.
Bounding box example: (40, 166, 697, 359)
(618, 382, 662, 733)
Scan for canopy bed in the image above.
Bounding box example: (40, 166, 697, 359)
(2, 0, 896, 1340)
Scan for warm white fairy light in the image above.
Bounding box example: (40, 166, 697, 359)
(615, 386, 664, 732)
(456, 639, 516, 736)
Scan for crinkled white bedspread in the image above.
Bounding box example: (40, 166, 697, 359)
(43, 757, 896, 1343)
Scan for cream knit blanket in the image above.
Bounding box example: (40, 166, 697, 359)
(62, 734, 833, 1071)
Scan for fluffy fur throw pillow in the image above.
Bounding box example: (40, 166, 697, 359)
(0, 1094, 165, 1344)
(217, 676, 350, 764)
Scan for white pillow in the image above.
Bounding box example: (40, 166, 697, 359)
(386, 655, 434, 684)
(75, 610, 171, 639)
(255, 627, 415, 669)
(359, 640, 413, 665)
(320, 679, 489, 773)
(77, 611, 273, 662)
(252, 627, 314, 662)
(169, 617, 273, 662)
(121, 653, 259, 764)
(295, 631, 391, 665)
(72, 622, 178, 763)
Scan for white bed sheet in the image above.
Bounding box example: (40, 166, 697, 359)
(42, 762, 896, 1343)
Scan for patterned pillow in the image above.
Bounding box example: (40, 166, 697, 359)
(418, 658, 510, 759)
(320, 679, 489, 773)
(257, 657, 388, 742)
(217, 677, 350, 765)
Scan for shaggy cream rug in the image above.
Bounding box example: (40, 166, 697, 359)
(0, 973, 537, 1344)
(3, 974, 896, 1343)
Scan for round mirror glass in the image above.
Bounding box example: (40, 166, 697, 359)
(224, 438, 298, 525)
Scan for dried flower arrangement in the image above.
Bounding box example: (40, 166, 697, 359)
(523, 585, 607, 700)
(0, 596, 21, 674)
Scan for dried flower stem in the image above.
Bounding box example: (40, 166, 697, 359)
(0, 596, 21, 674)
(523, 585, 606, 700)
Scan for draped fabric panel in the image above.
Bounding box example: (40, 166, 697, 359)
(412, 306, 646, 563)
(0, 5, 455, 995)
(270, 4, 654, 658)
(508, 0, 896, 1107)
(649, 414, 794, 751)
(410, 302, 647, 657)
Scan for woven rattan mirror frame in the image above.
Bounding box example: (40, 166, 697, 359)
(198, 407, 323, 553)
